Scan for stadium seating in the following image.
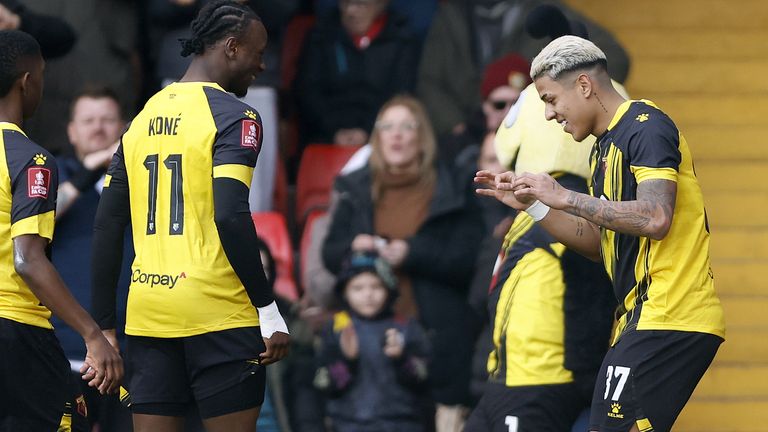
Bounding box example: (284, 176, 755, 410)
(272, 154, 289, 218)
(280, 14, 316, 91)
(251, 211, 299, 301)
(295, 143, 361, 227)
(279, 14, 317, 169)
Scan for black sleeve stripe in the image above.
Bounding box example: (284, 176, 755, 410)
(4, 131, 57, 223)
(203, 86, 262, 169)
(202, 86, 259, 135)
(627, 104, 682, 170)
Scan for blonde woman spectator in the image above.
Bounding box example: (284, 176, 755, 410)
(322, 95, 485, 430)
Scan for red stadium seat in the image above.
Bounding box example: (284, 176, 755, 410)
(280, 14, 316, 91)
(295, 144, 361, 227)
(272, 154, 289, 217)
(251, 212, 299, 301)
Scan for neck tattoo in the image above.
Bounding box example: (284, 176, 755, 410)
(595, 93, 609, 113)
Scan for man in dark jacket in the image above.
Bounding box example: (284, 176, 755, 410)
(295, 0, 419, 147)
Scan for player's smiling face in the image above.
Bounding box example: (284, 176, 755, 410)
(535, 73, 593, 142)
(228, 20, 267, 98)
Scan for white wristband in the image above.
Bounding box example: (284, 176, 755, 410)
(525, 200, 550, 222)
(257, 301, 289, 339)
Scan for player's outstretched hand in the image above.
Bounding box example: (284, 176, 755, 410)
(81, 332, 123, 395)
(474, 170, 534, 210)
(260, 331, 290, 365)
(512, 172, 569, 209)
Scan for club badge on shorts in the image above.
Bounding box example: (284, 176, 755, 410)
(241, 119, 262, 155)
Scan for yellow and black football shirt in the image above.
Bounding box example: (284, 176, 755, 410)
(590, 100, 725, 342)
(0, 122, 58, 329)
(103, 82, 265, 337)
(487, 174, 615, 387)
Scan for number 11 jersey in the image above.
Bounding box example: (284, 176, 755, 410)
(105, 82, 264, 337)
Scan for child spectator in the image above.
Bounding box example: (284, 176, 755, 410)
(314, 252, 429, 432)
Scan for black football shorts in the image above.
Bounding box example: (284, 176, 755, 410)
(124, 326, 266, 419)
(589, 329, 722, 432)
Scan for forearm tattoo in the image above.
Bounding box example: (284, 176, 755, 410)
(565, 180, 676, 237)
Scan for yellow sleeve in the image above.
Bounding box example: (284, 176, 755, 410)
(212, 164, 254, 188)
(11, 210, 56, 241)
(630, 166, 678, 183)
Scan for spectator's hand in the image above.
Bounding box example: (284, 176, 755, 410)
(475, 170, 533, 210)
(334, 128, 368, 146)
(0, 4, 20, 30)
(383, 328, 405, 359)
(83, 141, 119, 170)
(339, 324, 359, 360)
(451, 122, 467, 136)
(260, 331, 290, 365)
(351, 234, 377, 252)
(380, 239, 408, 268)
(81, 332, 123, 395)
(298, 295, 332, 333)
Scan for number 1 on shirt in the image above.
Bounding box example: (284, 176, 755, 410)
(144, 153, 184, 235)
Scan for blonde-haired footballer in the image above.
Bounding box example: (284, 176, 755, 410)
(476, 35, 725, 432)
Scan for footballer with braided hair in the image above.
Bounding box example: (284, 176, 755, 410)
(91, 2, 290, 431)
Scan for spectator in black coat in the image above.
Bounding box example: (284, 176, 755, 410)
(295, 0, 419, 147)
(0, 0, 75, 59)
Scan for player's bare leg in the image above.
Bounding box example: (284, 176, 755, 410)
(202, 406, 261, 432)
(133, 414, 184, 432)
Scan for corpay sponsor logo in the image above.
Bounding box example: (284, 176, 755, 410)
(132, 269, 187, 289)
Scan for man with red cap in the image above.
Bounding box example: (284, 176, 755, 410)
(480, 54, 532, 133)
(447, 53, 530, 167)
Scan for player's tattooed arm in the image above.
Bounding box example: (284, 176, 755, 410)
(479, 170, 602, 261)
(564, 179, 676, 240)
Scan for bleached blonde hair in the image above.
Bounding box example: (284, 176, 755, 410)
(530, 35, 607, 81)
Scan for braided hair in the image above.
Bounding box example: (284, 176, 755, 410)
(0, 31, 41, 98)
(179, 1, 261, 58)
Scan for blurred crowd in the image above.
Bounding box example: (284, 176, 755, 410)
(15, 0, 631, 431)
